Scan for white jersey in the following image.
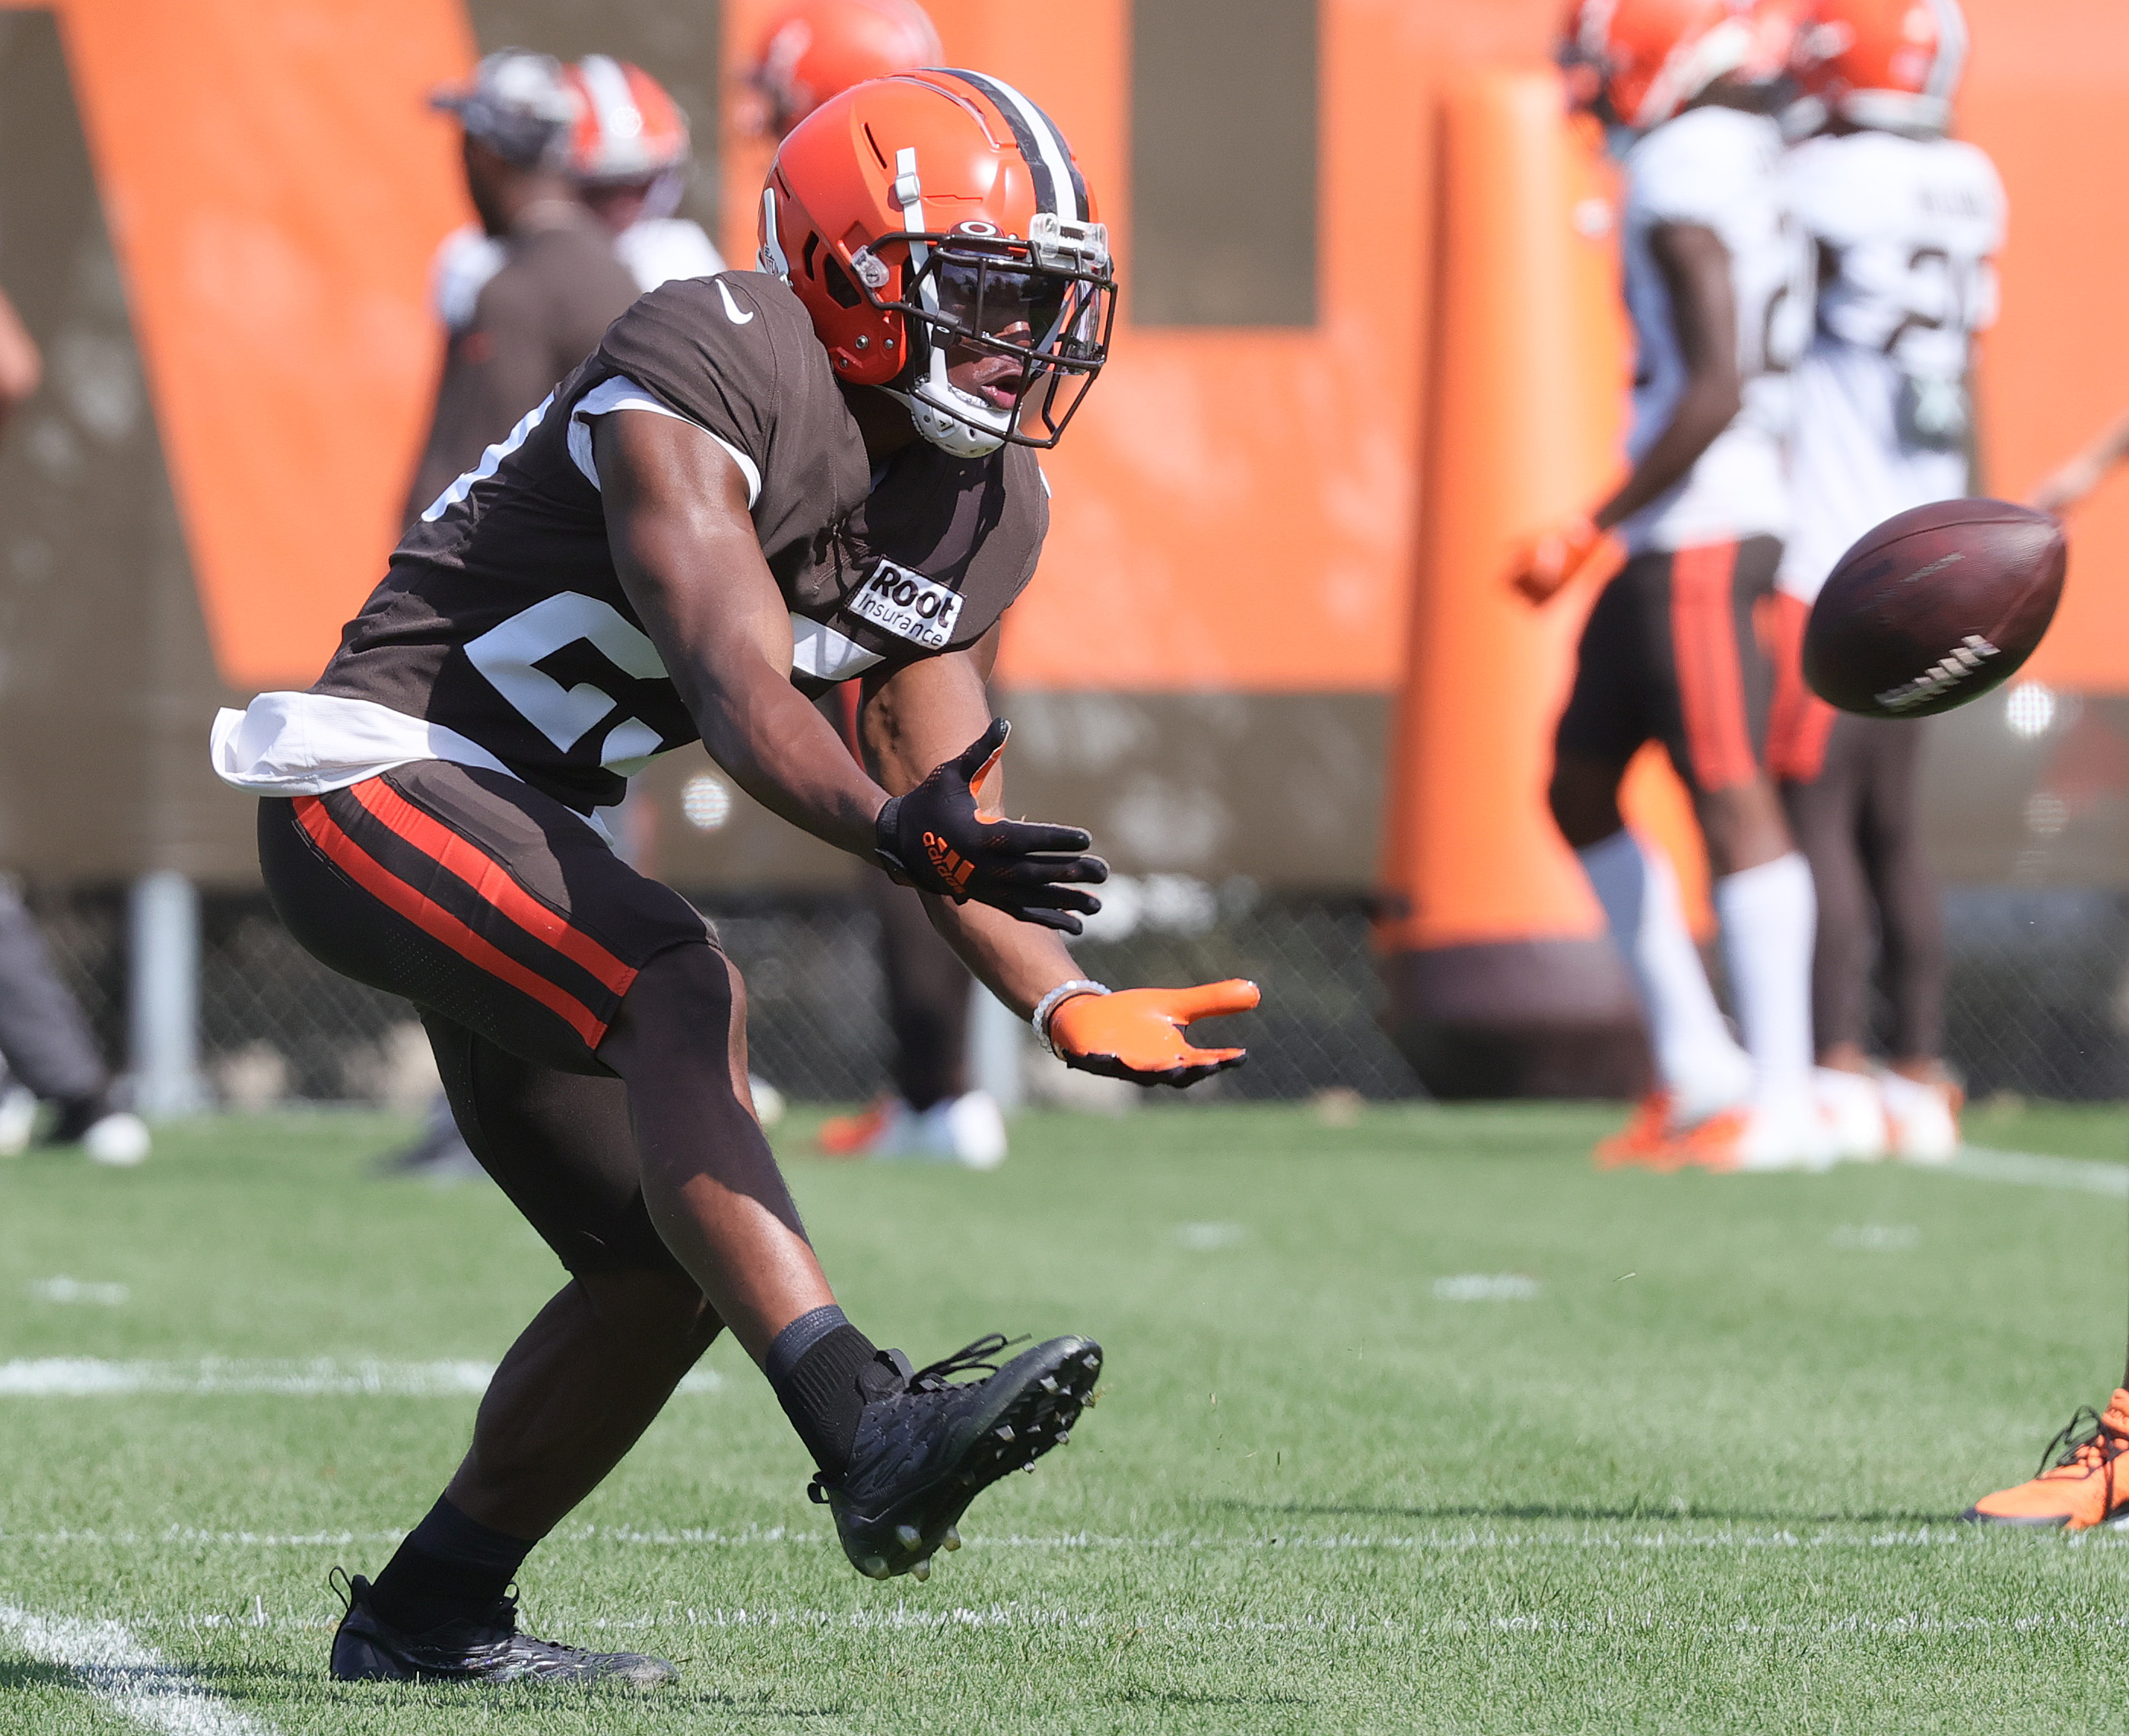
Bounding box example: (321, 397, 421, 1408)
(431, 224, 506, 333)
(1778, 131, 2006, 601)
(1619, 105, 1813, 555)
(613, 218, 725, 294)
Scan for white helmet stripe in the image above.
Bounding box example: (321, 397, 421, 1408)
(1924, 0, 1969, 104)
(934, 68, 1082, 221)
(577, 54, 643, 141)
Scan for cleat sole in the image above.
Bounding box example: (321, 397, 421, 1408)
(825, 1335, 1102, 1582)
(1960, 1505, 2075, 1528)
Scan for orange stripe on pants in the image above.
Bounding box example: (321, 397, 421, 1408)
(293, 792, 609, 1048)
(344, 776, 638, 997)
(1670, 541, 1757, 793)
(1762, 589, 1838, 784)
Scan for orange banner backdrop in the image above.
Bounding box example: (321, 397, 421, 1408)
(5, 0, 475, 693)
(724, 0, 2129, 698)
(723, 0, 1566, 695)
(22, 0, 2129, 699)
(1962, 0, 2129, 689)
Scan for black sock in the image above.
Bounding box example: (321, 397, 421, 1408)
(767, 1305, 894, 1477)
(367, 1496, 535, 1634)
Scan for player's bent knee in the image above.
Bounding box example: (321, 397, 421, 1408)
(606, 940, 739, 1051)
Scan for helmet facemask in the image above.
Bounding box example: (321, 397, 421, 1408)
(856, 215, 1115, 458)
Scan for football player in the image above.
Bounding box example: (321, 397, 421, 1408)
(741, 0, 944, 140)
(1517, 0, 1825, 1170)
(412, 50, 639, 521)
(563, 56, 728, 294)
(1770, 0, 2000, 1161)
(213, 70, 1257, 1684)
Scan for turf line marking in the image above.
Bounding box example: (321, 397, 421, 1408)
(14, 1521, 2105, 1556)
(0, 1604, 274, 1735)
(1946, 1146, 2129, 1197)
(0, 1357, 721, 1397)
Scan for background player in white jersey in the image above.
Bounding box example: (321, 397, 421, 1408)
(1769, 0, 2001, 1161)
(1517, 0, 1823, 1171)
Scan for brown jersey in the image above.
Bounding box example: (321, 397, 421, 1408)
(316, 272, 1048, 814)
(405, 206, 640, 526)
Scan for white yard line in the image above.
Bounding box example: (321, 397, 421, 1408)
(1946, 1146, 2129, 1196)
(0, 1358, 721, 1397)
(0, 1604, 273, 1735)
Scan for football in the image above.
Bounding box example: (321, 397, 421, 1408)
(1802, 498, 2067, 719)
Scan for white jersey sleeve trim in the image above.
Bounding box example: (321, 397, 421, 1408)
(421, 393, 554, 524)
(567, 374, 762, 507)
(208, 694, 617, 845)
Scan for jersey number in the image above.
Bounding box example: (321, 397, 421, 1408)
(463, 592, 675, 775)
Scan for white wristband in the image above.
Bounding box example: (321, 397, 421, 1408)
(1031, 980, 1109, 1056)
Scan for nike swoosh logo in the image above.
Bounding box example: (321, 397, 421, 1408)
(717, 281, 755, 326)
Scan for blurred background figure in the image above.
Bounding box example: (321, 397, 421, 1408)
(0, 283, 147, 1166)
(406, 48, 638, 523)
(563, 56, 725, 293)
(739, 0, 943, 141)
(1769, 0, 2001, 1162)
(1517, 0, 1822, 1172)
(387, 49, 643, 1178)
(732, 0, 1004, 1169)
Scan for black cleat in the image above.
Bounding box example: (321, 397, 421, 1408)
(811, 1333, 1102, 1582)
(329, 1571, 677, 1687)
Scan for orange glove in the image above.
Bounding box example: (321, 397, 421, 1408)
(1507, 510, 1607, 606)
(1044, 980, 1261, 1088)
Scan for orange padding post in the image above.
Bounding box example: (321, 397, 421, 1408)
(1376, 66, 1709, 960)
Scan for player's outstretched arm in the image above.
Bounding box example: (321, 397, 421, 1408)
(1509, 221, 1739, 606)
(600, 408, 890, 857)
(2031, 407, 2129, 517)
(860, 645, 1260, 1086)
(599, 408, 1107, 929)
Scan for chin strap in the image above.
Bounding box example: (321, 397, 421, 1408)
(890, 388, 1009, 458)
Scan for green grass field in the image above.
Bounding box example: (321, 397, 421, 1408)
(5, 1099, 2129, 1733)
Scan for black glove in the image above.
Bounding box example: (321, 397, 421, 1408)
(875, 718, 1107, 933)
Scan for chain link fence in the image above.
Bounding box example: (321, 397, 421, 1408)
(17, 876, 2129, 1108)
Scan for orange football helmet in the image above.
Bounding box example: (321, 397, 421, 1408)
(563, 56, 691, 183)
(760, 68, 1114, 457)
(1791, 0, 1967, 135)
(1560, 0, 1793, 130)
(745, 0, 944, 140)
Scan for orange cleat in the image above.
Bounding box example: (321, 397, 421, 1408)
(816, 1097, 893, 1159)
(1594, 1094, 1677, 1169)
(1965, 1392, 2129, 1529)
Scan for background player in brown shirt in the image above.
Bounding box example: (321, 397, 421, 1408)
(407, 50, 640, 523)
